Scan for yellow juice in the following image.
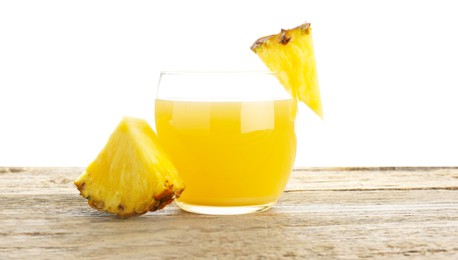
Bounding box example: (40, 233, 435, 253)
(155, 98, 296, 207)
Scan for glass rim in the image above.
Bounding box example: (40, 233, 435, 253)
(159, 70, 285, 76)
(156, 70, 290, 101)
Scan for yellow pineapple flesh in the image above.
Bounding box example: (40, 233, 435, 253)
(74, 116, 185, 218)
(251, 22, 323, 118)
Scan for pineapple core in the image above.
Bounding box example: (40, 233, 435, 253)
(74, 116, 185, 218)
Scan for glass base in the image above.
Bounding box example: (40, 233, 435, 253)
(175, 201, 275, 215)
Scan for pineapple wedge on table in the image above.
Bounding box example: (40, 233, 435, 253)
(251, 22, 323, 118)
(75, 117, 185, 218)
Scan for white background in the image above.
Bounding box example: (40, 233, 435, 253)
(1, 0, 457, 167)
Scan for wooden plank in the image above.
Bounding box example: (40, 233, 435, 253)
(0, 167, 458, 259)
(1, 167, 458, 195)
(288, 167, 458, 191)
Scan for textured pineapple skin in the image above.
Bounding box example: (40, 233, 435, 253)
(74, 117, 185, 218)
(251, 22, 323, 118)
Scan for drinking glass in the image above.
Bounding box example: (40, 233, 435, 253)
(154, 71, 297, 215)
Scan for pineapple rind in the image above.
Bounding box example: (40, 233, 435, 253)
(74, 117, 185, 218)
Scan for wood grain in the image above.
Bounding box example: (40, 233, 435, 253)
(1, 167, 458, 259)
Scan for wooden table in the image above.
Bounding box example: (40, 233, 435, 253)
(1, 167, 458, 259)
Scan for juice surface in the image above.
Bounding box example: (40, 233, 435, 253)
(155, 99, 296, 206)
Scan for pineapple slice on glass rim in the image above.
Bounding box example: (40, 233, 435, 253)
(251, 22, 323, 118)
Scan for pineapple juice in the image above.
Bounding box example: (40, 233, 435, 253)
(155, 98, 296, 210)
